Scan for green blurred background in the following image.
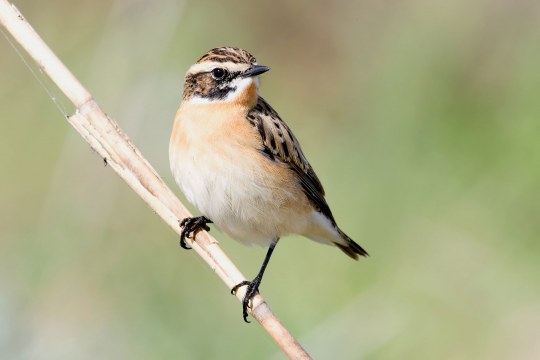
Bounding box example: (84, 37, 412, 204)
(2, 0, 540, 358)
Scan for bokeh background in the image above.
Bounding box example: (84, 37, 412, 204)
(1, 0, 540, 358)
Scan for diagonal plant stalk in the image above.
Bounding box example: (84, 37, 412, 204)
(0, 1, 311, 359)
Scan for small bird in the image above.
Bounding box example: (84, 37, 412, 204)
(169, 47, 368, 322)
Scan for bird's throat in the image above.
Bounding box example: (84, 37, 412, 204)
(231, 81, 258, 108)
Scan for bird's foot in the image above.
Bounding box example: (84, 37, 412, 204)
(179, 216, 211, 249)
(231, 277, 262, 323)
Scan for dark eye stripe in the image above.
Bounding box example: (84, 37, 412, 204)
(184, 69, 246, 100)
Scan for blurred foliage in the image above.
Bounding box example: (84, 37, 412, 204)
(1, 0, 540, 359)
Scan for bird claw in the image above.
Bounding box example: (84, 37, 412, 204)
(231, 279, 260, 323)
(179, 216, 211, 249)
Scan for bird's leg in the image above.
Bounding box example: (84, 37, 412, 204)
(179, 216, 212, 249)
(231, 239, 279, 322)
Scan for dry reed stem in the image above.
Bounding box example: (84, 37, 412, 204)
(0, 1, 311, 358)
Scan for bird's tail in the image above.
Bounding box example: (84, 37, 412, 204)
(334, 228, 369, 260)
(305, 212, 369, 260)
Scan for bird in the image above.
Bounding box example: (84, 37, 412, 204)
(169, 47, 368, 322)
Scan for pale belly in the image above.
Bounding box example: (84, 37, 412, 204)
(170, 138, 311, 246)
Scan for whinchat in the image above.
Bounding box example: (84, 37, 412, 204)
(170, 47, 368, 322)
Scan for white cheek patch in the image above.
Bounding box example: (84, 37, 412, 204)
(224, 77, 257, 101)
(188, 95, 214, 105)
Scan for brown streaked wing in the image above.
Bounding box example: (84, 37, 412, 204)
(247, 97, 336, 224)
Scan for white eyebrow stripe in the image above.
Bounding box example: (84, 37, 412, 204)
(187, 61, 250, 75)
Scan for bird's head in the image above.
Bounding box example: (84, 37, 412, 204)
(182, 47, 270, 104)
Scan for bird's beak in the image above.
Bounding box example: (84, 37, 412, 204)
(241, 64, 270, 78)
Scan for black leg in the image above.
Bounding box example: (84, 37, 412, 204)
(179, 216, 212, 249)
(231, 239, 279, 322)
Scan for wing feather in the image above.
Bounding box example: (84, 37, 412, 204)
(247, 97, 336, 224)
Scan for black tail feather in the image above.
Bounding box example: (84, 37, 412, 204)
(335, 228, 369, 260)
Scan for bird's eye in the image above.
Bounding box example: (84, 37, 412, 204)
(211, 68, 227, 80)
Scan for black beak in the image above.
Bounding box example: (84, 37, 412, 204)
(242, 64, 270, 78)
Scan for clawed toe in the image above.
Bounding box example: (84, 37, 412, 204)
(231, 281, 250, 295)
(231, 280, 260, 323)
(230, 242, 277, 323)
(179, 216, 212, 249)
